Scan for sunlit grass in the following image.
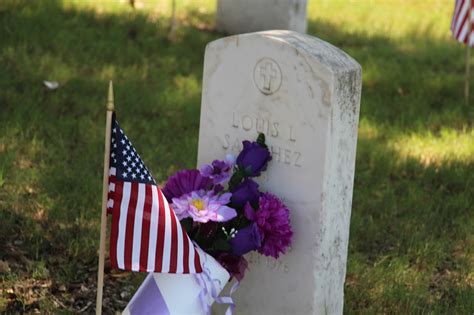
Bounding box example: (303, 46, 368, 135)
(309, 0, 453, 40)
(393, 128, 474, 165)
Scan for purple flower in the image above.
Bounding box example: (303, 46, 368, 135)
(229, 223, 262, 256)
(244, 202, 256, 221)
(251, 193, 292, 259)
(230, 178, 260, 205)
(217, 253, 248, 282)
(213, 184, 224, 194)
(199, 154, 235, 185)
(162, 169, 213, 202)
(172, 190, 237, 223)
(236, 140, 271, 177)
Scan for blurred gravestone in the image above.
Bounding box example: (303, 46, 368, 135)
(197, 31, 362, 314)
(216, 0, 307, 34)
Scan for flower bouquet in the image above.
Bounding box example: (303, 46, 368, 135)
(123, 134, 292, 314)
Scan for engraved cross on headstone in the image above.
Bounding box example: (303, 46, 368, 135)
(259, 61, 277, 91)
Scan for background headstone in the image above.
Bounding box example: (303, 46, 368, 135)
(216, 0, 307, 35)
(197, 31, 362, 314)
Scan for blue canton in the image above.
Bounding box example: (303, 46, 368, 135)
(110, 114, 156, 185)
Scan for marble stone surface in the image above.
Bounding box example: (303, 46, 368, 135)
(216, 0, 307, 35)
(197, 30, 362, 314)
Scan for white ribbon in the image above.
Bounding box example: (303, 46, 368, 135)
(194, 254, 239, 315)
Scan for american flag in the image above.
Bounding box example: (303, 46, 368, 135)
(107, 113, 202, 273)
(451, 0, 473, 46)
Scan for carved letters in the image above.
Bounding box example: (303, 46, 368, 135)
(223, 112, 303, 168)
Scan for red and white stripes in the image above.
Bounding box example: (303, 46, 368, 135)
(108, 167, 202, 273)
(452, 0, 474, 46)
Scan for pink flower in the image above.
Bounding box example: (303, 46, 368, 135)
(172, 190, 237, 223)
(245, 193, 292, 259)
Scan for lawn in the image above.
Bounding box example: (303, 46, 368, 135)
(0, 0, 473, 313)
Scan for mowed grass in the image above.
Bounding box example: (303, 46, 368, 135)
(0, 0, 473, 313)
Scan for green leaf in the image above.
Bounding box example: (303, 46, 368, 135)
(228, 167, 244, 190)
(257, 133, 267, 148)
(213, 238, 231, 252)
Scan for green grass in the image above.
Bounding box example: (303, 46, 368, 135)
(0, 0, 473, 313)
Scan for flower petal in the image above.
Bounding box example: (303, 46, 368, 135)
(215, 206, 237, 222)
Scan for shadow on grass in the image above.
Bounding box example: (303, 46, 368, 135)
(346, 135, 474, 313)
(308, 18, 473, 133)
(0, 0, 472, 313)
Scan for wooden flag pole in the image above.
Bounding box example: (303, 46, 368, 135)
(466, 0, 472, 105)
(96, 81, 115, 315)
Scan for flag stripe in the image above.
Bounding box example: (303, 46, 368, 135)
(124, 182, 139, 271)
(139, 184, 152, 272)
(181, 225, 190, 274)
(454, 0, 468, 35)
(147, 186, 160, 271)
(117, 182, 131, 269)
(109, 181, 123, 269)
(452, 0, 464, 29)
(194, 247, 202, 273)
(160, 190, 172, 273)
(154, 187, 166, 272)
(175, 210, 184, 274)
(188, 237, 196, 274)
(455, 11, 469, 39)
(168, 203, 179, 273)
(131, 183, 146, 271)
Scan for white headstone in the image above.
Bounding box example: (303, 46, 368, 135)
(216, 0, 307, 35)
(197, 31, 362, 314)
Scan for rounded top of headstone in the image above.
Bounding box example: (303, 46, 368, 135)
(206, 30, 361, 75)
